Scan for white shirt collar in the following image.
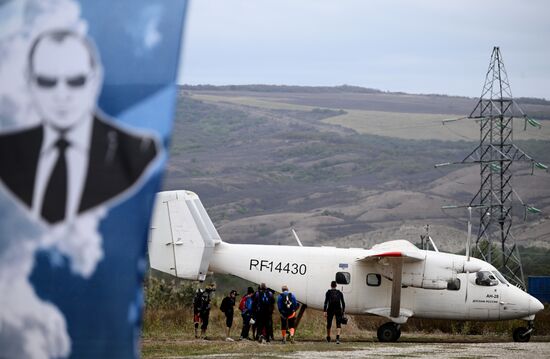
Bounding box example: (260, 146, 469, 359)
(42, 116, 94, 153)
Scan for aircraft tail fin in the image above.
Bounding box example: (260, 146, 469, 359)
(147, 190, 220, 281)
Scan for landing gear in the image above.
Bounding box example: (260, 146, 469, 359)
(377, 322, 401, 342)
(512, 320, 534, 342)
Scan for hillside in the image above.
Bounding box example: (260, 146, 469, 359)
(164, 85, 550, 254)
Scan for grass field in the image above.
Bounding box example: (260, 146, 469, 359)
(142, 295, 550, 358)
(190, 94, 314, 111)
(190, 92, 550, 141)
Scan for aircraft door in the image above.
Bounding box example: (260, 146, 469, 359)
(335, 268, 352, 294)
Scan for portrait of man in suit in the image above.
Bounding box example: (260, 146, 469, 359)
(0, 29, 159, 225)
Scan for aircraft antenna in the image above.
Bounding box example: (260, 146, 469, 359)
(291, 228, 304, 247)
(427, 236, 439, 253)
(435, 47, 546, 289)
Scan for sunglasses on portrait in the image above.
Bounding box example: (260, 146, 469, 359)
(33, 74, 88, 88)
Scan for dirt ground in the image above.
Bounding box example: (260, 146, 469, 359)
(142, 335, 550, 358)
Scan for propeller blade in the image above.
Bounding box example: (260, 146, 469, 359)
(465, 206, 472, 303)
(466, 207, 472, 262)
(464, 271, 469, 303)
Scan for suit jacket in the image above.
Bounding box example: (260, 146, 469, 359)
(0, 115, 159, 223)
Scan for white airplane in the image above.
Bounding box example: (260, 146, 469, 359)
(147, 190, 544, 342)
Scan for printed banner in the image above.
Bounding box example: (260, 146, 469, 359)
(0, 1, 187, 358)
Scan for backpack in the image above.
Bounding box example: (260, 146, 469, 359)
(238, 295, 248, 313)
(282, 292, 292, 311)
(199, 292, 210, 312)
(256, 290, 271, 312)
(328, 289, 341, 309)
(280, 292, 294, 315)
(193, 290, 203, 311)
(220, 297, 228, 313)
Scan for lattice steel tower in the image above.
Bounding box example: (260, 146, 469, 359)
(440, 47, 544, 289)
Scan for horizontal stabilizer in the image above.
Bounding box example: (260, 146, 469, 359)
(148, 190, 220, 281)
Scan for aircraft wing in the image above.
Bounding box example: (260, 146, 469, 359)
(356, 240, 425, 263)
(365, 307, 414, 324)
(356, 240, 425, 319)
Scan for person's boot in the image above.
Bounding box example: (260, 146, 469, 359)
(336, 335, 340, 344)
(326, 336, 331, 343)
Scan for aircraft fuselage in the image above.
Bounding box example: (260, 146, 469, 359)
(210, 242, 541, 322)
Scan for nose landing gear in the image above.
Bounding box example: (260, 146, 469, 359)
(377, 322, 401, 342)
(512, 320, 534, 342)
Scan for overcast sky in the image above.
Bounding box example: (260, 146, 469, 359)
(179, 0, 550, 99)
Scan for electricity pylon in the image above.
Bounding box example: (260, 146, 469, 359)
(437, 47, 545, 289)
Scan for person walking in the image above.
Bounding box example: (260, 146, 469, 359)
(193, 284, 215, 339)
(323, 280, 345, 344)
(238, 287, 255, 340)
(220, 289, 238, 341)
(253, 283, 274, 343)
(277, 285, 299, 344)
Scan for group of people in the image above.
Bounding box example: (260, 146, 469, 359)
(237, 283, 299, 344)
(192, 280, 346, 344)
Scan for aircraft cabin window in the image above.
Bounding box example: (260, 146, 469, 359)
(335, 272, 351, 285)
(475, 271, 498, 286)
(366, 273, 381, 287)
(447, 278, 460, 291)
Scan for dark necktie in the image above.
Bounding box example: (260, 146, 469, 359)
(41, 137, 70, 224)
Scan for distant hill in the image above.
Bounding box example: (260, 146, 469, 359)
(181, 84, 384, 94)
(165, 85, 550, 258)
(181, 85, 550, 119)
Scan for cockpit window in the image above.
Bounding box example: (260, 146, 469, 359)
(475, 271, 499, 286)
(491, 270, 509, 285)
(447, 278, 460, 291)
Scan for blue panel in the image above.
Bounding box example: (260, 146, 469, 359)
(528, 276, 550, 304)
(79, 0, 186, 116)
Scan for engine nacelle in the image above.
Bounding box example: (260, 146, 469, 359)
(377, 250, 474, 290)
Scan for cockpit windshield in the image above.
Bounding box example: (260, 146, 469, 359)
(475, 271, 499, 286)
(491, 270, 509, 285)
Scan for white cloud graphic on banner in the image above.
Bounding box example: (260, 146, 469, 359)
(126, 4, 163, 55)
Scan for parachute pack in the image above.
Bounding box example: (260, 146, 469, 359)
(256, 290, 272, 312)
(328, 289, 341, 309)
(238, 295, 248, 313)
(282, 292, 292, 310)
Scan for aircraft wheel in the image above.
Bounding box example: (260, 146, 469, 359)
(512, 327, 531, 342)
(377, 322, 399, 342)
